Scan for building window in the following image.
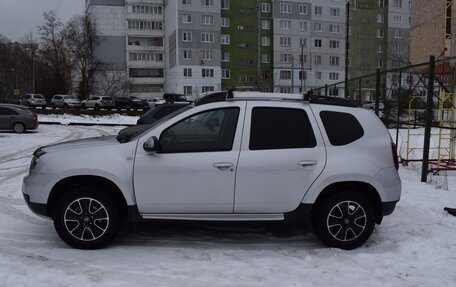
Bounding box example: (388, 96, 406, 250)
(201, 0, 214, 7)
(393, 15, 403, 23)
(128, 52, 163, 62)
(299, 21, 308, 31)
(222, 52, 230, 62)
(315, 55, 322, 65)
(202, 86, 214, 93)
(377, 29, 384, 38)
(329, 40, 339, 49)
(183, 49, 192, 60)
(378, 0, 385, 8)
(127, 20, 163, 30)
(394, 0, 402, 8)
(330, 8, 340, 17)
(201, 50, 214, 60)
(279, 87, 292, 94)
(130, 4, 163, 15)
(329, 24, 340, 33)
(315, 71, 322, 80)
(329, 88, 339, 97)
(314, 22, 322, 32)
(262, 19, 271, 29)
(280, 20, 291, 29)
(221, 34, 230, 45)
(329, 56, 340, 65)
(201, 32, 214, 43)
(262, 3, 271, 13)
(314, 39, 322, 48)
(300, 54, 307, 64)
(221, 0, 229, 9)
(261, 36, 270, 46)
(280, 70, 292, 80)
(183, 0, 192, 5)
(280, 3, 291, 13)
(299, 5, 307, 15)
(202, 69, 214, 78)
(184, 68, 192, 77)
(394, 29, 402, 38)
(182, 14, 192, 23)
(221, 17, 230, 27)
(129, 68, 164, 78)
(182, 31, 192, 42)
(261, 53, 270, 63)
(300, 38, 307, 47)
(299, 71, 307, 80)
(201, 15, 214, 25)
(314, 6, 322, 16)
(377, 59, 383, 68)
(329, 72, 339, 80)
(280, 37, 291, 47)
(280, 54, 292, 64)
(392, 60, 400, 67)
(377, 44, 384, 53)
(184, 86, 192, 95)
(222, 69, 230, 79)
(377, 13, 384, 23)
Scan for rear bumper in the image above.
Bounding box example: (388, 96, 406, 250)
(382, 201, 398, 216)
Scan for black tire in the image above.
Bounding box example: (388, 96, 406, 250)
(12, 122, 26, 134)
(81, 103, 86, 110)
(51, 103, 56, 109)
(94, 104, 100, 111)
(313, 191, 375, 250)
(63, 103, 69, 109)
(53, 187, 120, 249)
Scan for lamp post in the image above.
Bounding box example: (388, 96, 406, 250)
(26, 47, 36, 94)
(345, 0, 350, 98)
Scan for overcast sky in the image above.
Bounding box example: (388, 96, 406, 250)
(0, 0, 85, 41)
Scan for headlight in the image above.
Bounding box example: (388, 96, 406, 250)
(29, 148, 46, 174)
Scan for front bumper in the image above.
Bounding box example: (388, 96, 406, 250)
(22, 173, 59, 218)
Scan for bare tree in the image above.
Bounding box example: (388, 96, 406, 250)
(38, 11, 71, 94)
(65, 14, 98, 99)
(97, 67, 129, 98)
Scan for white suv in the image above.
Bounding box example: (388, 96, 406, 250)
(23, 92, 401, 250)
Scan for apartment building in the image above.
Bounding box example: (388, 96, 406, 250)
(348, 0, 410, 99)
(164, 0, 222, 99)
(86, 0, 165, 99)
(273, 0, 346, 96)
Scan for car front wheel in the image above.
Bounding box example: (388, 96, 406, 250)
(53, 187, 120, 249)
(313, 191, 375, 250)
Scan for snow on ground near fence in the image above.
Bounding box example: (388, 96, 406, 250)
(0, 124, 455, 286)
(38, 113, 139, 125)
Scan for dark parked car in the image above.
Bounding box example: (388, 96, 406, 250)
(114, 97, 148, 110)
(0, 104, 39, 133)
(137, 103, 189, 125)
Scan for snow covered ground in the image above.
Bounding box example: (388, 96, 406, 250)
(0, 119, 455, 286)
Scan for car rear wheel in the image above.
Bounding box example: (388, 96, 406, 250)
(81, 103, 86, 109)
(53, 187, 120, 249)
(94, 104, 100, 111)
(313, 191, 375, 250)
(12, 122, 26, 134)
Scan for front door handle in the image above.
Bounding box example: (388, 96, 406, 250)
(298, 160, 317, 167)
(213, 162, 234, 171)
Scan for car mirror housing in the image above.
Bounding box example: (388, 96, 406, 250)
(143, 136, 159, 152)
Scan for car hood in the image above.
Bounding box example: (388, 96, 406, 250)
(42, 135, 119, 153)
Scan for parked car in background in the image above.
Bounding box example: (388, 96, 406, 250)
(0, 104, 38, 133)
(146, 98, 166, 108)
(81, 96, 114, 110)
(163, 93, 190, 104)
(20, 94, 47, 109)
(137, 103, 188, 125)
(114, 96, 148, 110)
(362, 101, 384, 110)
(50, 95, 81, 109)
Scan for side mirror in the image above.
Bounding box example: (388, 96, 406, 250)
(143, 136, 159, 152)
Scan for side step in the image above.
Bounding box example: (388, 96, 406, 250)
(141, 213, 284, 221)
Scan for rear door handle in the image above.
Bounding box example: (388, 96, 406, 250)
(298, 160, 317, 167)
(213, 162, 234, 171)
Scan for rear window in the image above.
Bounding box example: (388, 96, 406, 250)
(33, 95, 44, 99)
(320, 111, 364, 146)
(249, 107, 316, 150)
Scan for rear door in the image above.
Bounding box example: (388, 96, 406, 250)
(234, 102, 326, 213)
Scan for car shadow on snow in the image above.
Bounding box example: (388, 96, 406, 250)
(115, 221, 322, 250)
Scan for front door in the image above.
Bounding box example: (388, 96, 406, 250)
(134, 103, 245, 214)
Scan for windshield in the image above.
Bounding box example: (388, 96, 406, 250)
(63, 95, 77, 100)
(116, 105, 193, 143)
(34, 95, 44, 99)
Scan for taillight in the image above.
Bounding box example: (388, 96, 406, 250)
(391, 141, 399, 170)
(32, 114, 37, 122)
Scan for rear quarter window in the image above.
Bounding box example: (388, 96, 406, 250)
(320, 111, 364, 146)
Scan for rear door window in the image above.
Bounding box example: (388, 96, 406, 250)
(320, 111, 364, 146)
(249, 107, 316, 150)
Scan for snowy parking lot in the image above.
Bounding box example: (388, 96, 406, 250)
(0, 122, 456, 286)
